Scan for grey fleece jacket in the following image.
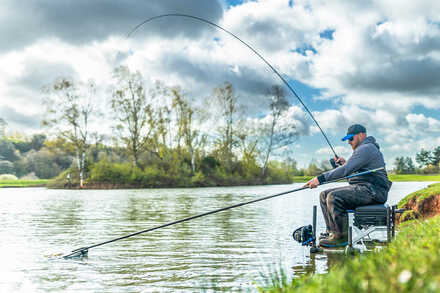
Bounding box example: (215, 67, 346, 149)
(317, 136, 392, 203)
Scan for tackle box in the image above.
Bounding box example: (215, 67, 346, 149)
(353, 204, 389, 228)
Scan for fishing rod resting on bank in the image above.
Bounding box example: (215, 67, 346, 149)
(127, 13, 339, 160)
(61, 167, 384, 259)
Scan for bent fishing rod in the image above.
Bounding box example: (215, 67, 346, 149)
(127, 13, 339, 159)
(62, 167, 384, 259)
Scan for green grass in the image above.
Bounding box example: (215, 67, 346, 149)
(291, 174, 440, 183)
(260, 216, 440, 292)
(398, 183, 440, 208)
(291, 176, 314, 183)
(0, 179, 49, 187)
(389, 174, 440, 182)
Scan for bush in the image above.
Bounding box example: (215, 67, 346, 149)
(191, 171, 207, 186)
(0, 174, 18, 180)
(0, 160, 14, 174)
(19, 172, 39, 180)
(200, 156, 220, 175)
(89, 160, 133, 184)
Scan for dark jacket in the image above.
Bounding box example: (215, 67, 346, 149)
(317, 136, 392, 203)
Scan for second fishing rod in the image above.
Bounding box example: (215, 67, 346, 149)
(62, 167, 385, 259)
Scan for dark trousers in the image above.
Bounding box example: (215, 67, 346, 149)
(319, 184, 379, 236)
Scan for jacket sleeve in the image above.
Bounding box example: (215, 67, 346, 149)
(317, 145, 373, 183)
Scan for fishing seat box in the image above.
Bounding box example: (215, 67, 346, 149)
(353, 204, 388, 228)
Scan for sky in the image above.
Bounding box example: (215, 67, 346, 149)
(1, 0, 439, 168)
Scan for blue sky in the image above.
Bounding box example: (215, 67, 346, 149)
(0, 0, 439, 169)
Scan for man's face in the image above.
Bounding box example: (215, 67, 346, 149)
(348, 133, 365, 150)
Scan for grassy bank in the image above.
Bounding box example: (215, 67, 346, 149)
(398, 183, 440, 208)
(390, 174, 440, 182)
(0, 179, 48, 188)
(397, 183, 440, 221)
(48, 160, 295, 189)
(291, 174, 440, 183)
(260, 215, 440, 292)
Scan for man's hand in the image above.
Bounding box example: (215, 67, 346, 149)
(335, 156, 346, 165)
(304, 177, 320, 189)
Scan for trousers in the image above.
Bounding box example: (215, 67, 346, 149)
(319, 184, 380, 236)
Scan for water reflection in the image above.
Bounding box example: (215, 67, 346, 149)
(0, 182, 433, 292)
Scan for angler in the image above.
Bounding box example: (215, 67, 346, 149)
(304, 124, 393, 247)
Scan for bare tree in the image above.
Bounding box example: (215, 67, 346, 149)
(110, 66, 156, 168)
(171, 87, 207, 173)
(213, 82, 239, 172)
(42, 77, 98, 187)
(236, 120, 260, 167)
(260, 85, 297, 177)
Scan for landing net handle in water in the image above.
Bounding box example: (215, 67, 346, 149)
(127, 13, 339, 158)
(61, 167, 385, 259)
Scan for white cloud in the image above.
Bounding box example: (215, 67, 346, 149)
(0, 0, 439, 167)
(316, 145, 352, 156)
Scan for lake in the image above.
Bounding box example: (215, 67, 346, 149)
(0, 182, 432, 292)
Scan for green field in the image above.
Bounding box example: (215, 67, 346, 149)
(291, 174, 440, 183)
(389, 174, 440, 182)
(0, 180, 49, 188)
(260, 215, 440, 292)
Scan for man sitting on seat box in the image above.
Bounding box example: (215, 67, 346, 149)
(304, 124, 392, 247)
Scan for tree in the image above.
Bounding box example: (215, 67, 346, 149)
(0, 160, 14, 174)
(404, 157, 416, 173)
(0, 118, 7, 137)
(213, 82, 239, 172)
(0, 139, 18, 162)
(280, 146, 298, 177)
(110, 66, 156, 168)
(394, 156, 416, 174)
(431, 146, 440, 167)
(43, 77, 98, 187)
(260, 85, 291, 177)
(30, 134, 47, 151)
(19, 149, 62, 179)
(236, 121, 261, 179)
(394, 157, 405, 174)
(171, 87, 206, 173)
(415, 149, 432, 168)
(305, 160, 323, 176)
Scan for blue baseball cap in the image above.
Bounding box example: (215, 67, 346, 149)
(341, 124, 366, 141)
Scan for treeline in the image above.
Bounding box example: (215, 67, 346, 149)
(393, 146, 440, 174)
(0, 132, 331, 188)
(4, 66, 306, 188)
(0, 134, 71, 179)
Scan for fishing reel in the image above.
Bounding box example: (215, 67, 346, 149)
(292, 224, 314, 246)
(292, 206, 321, 253)
(330, 155, 346, 169)
(329, 158, 338, 169)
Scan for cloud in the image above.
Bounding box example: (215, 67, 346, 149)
(0, 105, 42, 131)
(11, 60, 76, 91)
(0, 0, 439, 169)
(0, 0, 223, 52)
(316, 145, 352, 156)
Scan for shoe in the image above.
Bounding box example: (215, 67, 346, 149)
(319, 234, 348, 248)
(319, 232, 330, 240)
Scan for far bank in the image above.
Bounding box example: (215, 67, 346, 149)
(2, 173, 439, 189)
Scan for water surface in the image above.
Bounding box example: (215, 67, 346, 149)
(0, 182, 431, 292)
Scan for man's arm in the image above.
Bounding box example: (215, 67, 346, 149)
(318, 145, 372, 183)
(304, 145, 373, 188)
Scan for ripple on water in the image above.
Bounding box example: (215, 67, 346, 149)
(0, 182, 433, 292)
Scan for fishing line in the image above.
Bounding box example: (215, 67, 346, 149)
(127, 13, 339, 158)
